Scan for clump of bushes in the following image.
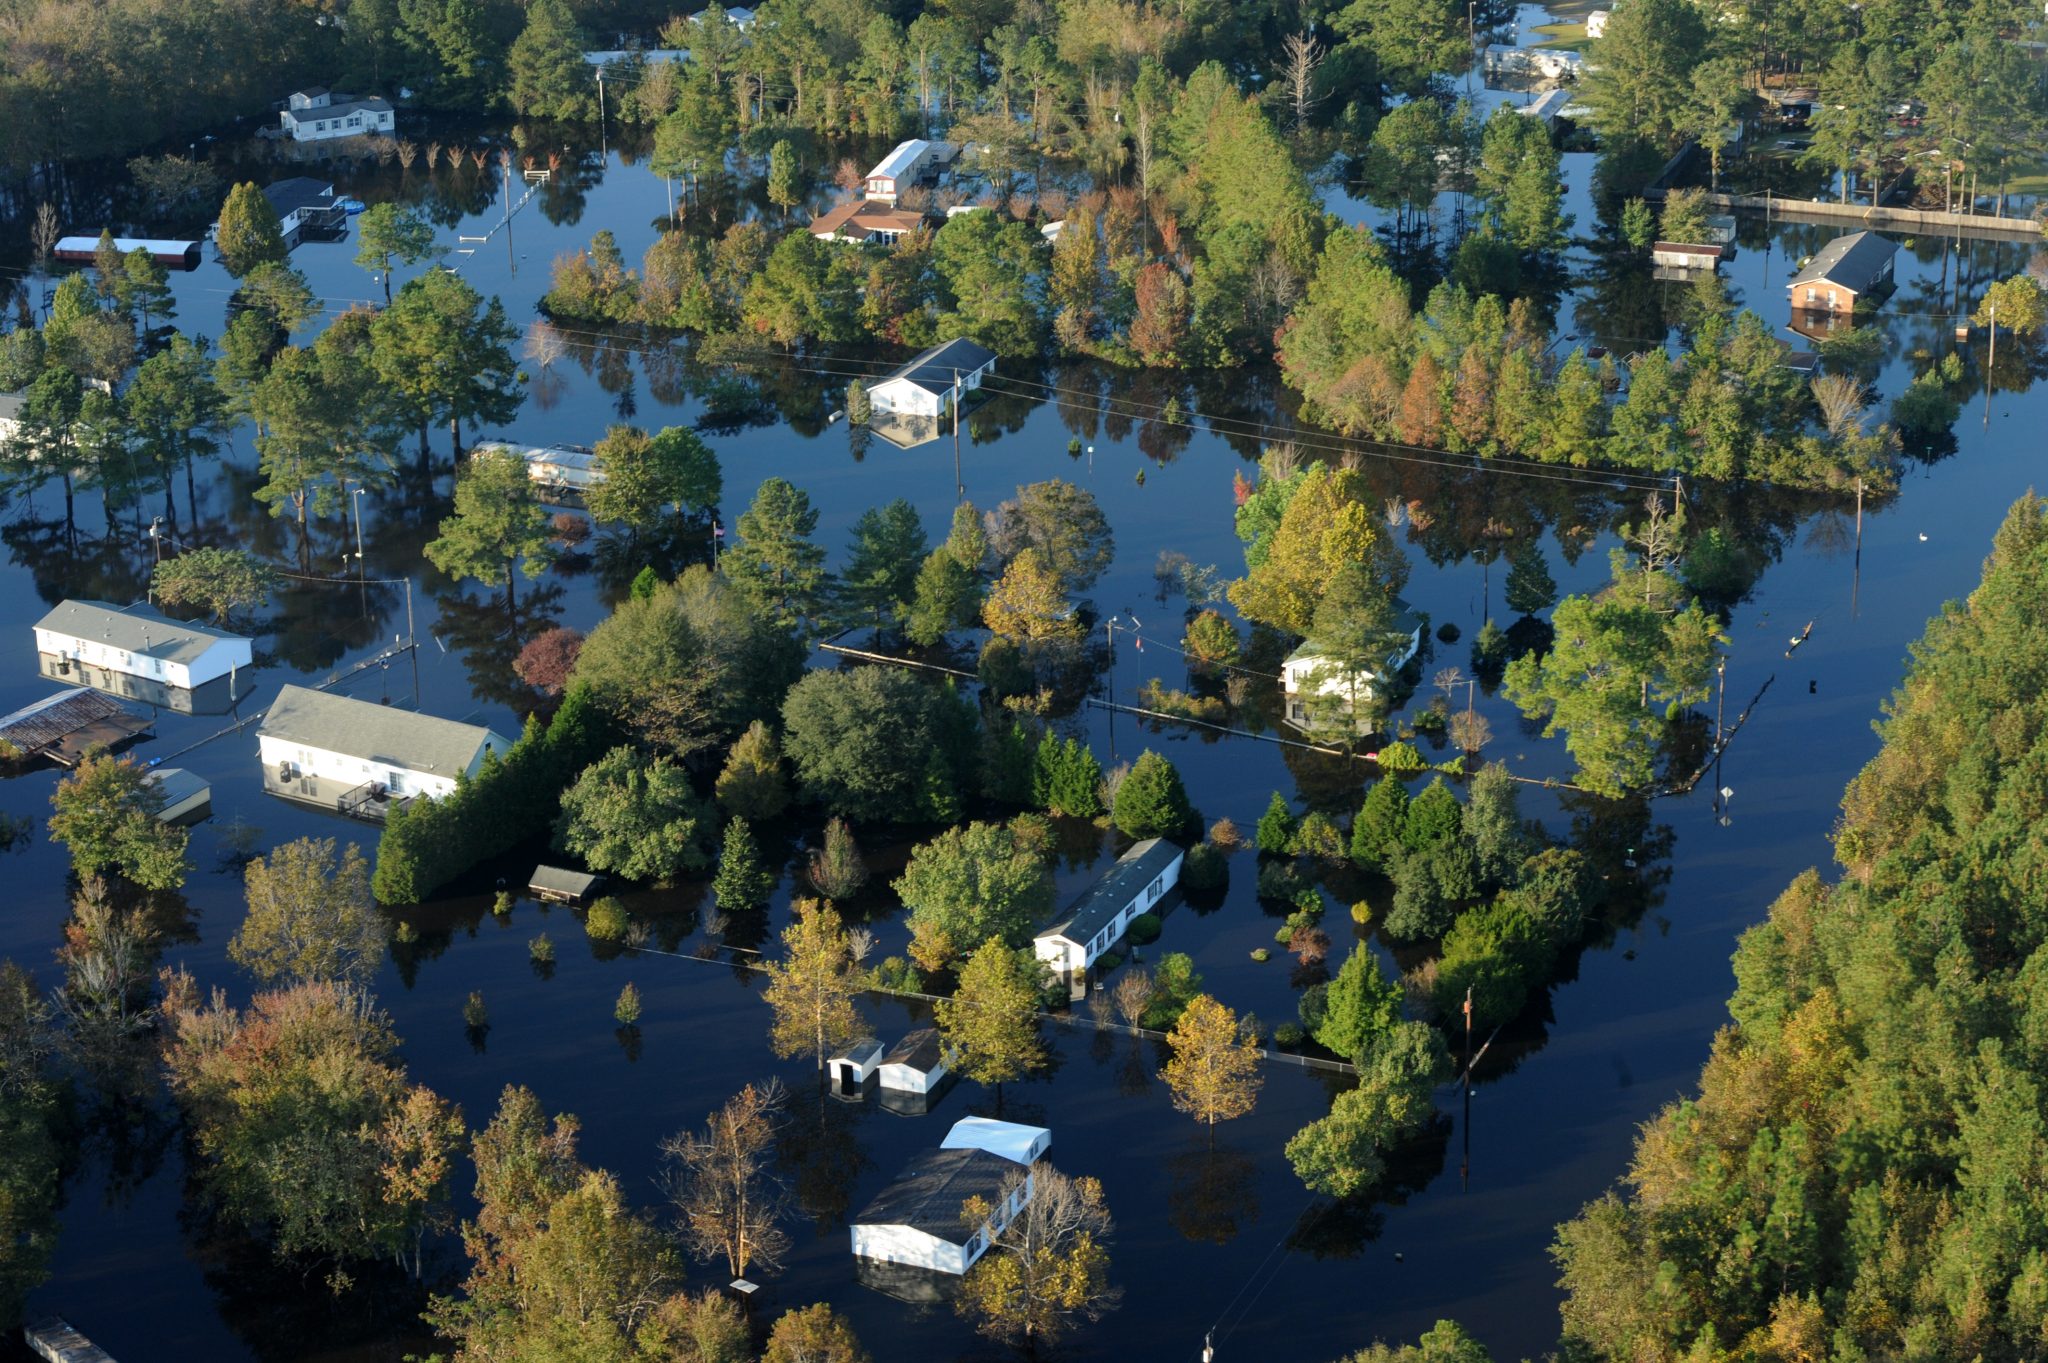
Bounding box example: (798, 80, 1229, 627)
(1136, 679, 1228, 724)
(1095, 951, 1125, 973)
(1182, 841, 1228, 891)
(1126, 912, 1163, 946)
(493, 889, 516, 915)
(875, 956, 924, 993)
(584, 896, 630, 941)
(529, 932, 555, 963)
(1257, 860, 1308, 903)
(463, 991, 489, 1029)
(1251, 947, 1272, 963)
(1273, 1022, 1305, 1047)
(1375, 741, 1428, 775)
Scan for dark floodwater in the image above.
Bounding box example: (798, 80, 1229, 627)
(2, 131, 2045, 1363)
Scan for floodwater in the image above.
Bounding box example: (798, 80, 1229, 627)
(1, 120, 2045, 1363)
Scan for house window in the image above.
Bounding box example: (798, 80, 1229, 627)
(316, 120, 327, 130)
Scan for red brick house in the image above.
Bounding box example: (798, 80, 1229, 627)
(1788, 230, 1897, 318)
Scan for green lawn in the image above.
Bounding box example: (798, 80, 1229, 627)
(1529, 20, 1589, 51)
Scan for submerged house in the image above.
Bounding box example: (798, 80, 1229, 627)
(1280, 602, 1426, 734)
(52, 236, 202, 270)
(867, 337, 998, 419)
(1033, 838, 1185, 1000)
(851, 1118, 1049, 1295)
(1788, 230, 1896, 319)
(808, 199, 929, 246)
(35, 600, 253, 713)
(472, 440, 605, 494)
(260, 178, 346, 246)
(257, 685, 511, 821)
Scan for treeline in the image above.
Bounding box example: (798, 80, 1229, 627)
(1548, 493, 2048, 1361)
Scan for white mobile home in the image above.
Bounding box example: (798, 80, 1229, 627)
(1033, 838, 1185, 999)
(862, 139, 955, 202)
(258, 684, 511, 821)
(851, 1144, 1038, 1277)
(472, 440, 606, 494)
(36, 600, 253, 693)
(867, 337, 998, 419)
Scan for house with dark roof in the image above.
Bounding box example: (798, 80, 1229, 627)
(867, 337, 998, 420)
(257, 685, 511, 821)
(1788, 230, 1896, 318)
(260, 178, 346, 245)
(851, 1118, 1049, 1287)
(1033, 838, 1185, 999)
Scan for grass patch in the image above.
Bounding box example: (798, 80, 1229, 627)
(1529, 20, 1588, 49)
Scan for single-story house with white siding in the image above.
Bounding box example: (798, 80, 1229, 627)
(851, 1119, 1048, 1282)
(1033, 838, 1185, 999)
(866, 337, 997, 420)
(472, 440, 606, 494)
(258, 685, 511, 821)
(279, 88, 395, 142)
(36, 600, 253, 693)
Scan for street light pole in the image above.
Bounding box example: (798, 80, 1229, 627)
(350, 485, 367, 567)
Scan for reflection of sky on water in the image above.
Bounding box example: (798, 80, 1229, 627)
(1, 121, 2045, 1363)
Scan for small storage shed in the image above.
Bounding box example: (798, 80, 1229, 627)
(1652, 242, 1725, 273)
(829, 1036, 886, 1096)
(1033, 838, 1186, 999)
(866, 337, 998, 419)
(145, 767, 212, 825)
(878, 1028, 950, 1093)
(529, 865, 602, 904)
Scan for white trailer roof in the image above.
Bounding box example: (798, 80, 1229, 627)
(941, 1117, 1051, 1165)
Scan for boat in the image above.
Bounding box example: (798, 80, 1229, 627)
(336, 196, 368, 214)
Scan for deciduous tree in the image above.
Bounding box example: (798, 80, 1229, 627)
(896, 821, 1053, 971)
(956, 1164, 1119, 1346)
(554, 746, 713, 882)
(230, 836, 382, 986)
(48, 751, 187, 891)
(761, 899, 869, 1069)
(662, 1081, 791, 1280)
(936, 940, 1046, 1095)
(1163, 994, 1264, 1126)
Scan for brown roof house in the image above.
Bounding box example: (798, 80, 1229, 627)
(809, 199, 929, 246)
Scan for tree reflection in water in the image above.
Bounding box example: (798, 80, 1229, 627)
(1168, 1140, 1260, 1246)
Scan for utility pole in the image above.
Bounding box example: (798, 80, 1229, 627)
(1715, 656, 1726, 748)
(1984, 299, 1997, 427)
(951, 369, 963, 501)
(503, 152, 515, 274)
(404, 578, 420, 704)
(1104, 616, 1119, 766)
(1852, 476, 1864, 618)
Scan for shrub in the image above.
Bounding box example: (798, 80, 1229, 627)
(1095, 951, 1124, 972)
(1183, 609, 1241, 666)
(1436, 622, 1460, 644)
(585, 897, 630, 941)
(1273, 1022, 1305, 1047)
(529, 932, 556, 963)
(1375, 741, 1427, 776)
(1127, 912, 1163, 946)
(1136, 678, 1228, 724)
(493, 889, 516, 915)
(875, 956, 924, 993)
(1257, 860, 1307, 903)
(1412, 708, 1448, 735)
(1208, 817, 1242, 851)
(1251, 947, 1273, 962)
(1350, 901, 1374, 925)
(614, 982, 643, 1027)
(1182, 842, 1227, 891)
(463, 991, 489, 1029)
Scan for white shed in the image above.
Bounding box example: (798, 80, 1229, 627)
(1033, 838, 1185, 999)
(36, 600, 253, 692)
(145, 767, 213, 825)
(851, 1147, 1035, 1276)
(828, 1036, 886, 1097)
(877, 1028, 950, 1094)
(866, 337, 998, 420)
(258, 685, 512, 821)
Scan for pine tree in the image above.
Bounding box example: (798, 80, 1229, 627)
(767, 139, 801, 215)
(725, 477, 827, 631)
(1351, 776, 1410, 870)
(711, 817, 773, 912)
(1163, 994, 1264, 1127)
(1402, 777, 1463, 854)
(506, 0, 594, 119)
(1505, 542, 1558, 617)
(1112, 751, 1191, 841)
(1034, 737, 1104, 819)
(1314, 947, 1402, 1063)
(1255, 791, 1297, 855)
(714, 721, 790, 822)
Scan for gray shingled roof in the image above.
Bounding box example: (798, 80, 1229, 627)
(883, 1027, 945, 1074)
(262, 177, 337, 215)
(882, 337, 998, 396)
(0, 390, 25, 424)
(1037, 838, 1182, 948)
(854, 1147, 1016, 1241)
(259, 685, 508, 778)
(36, 600, 248, 665)
(1789, 230, 1895, 294)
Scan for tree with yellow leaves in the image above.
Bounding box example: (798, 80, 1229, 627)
(1227, 464, 1407, 636)
(760, 898, 870, 1070)
(957, 1163, 1120, 1346)
(982, 546, 1082, 645)
(1162, 994, 1264, 1128)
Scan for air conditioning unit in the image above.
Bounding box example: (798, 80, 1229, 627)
(277, 761, 294, 783)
